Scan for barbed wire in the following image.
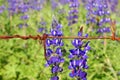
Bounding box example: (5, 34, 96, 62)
(0, 34, 120, 40)
(0, 21, 119, 60)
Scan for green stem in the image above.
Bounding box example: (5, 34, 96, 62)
(105, 55, 118, 80)
(103, 34, 118, 80)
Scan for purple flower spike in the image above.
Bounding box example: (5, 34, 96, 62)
(0, 5, 5, 14)
(51, 0, 58, 10)
(46, 48, 53, 57)
(68, 0, 79, 26)
(56, 48, 63, 56)
(68, 27, 90, 80)
(51, 76, 59, 80)
(72, 39, 82, 48)
(86, 0, 111, 34)
(107, 0, 118, 12)
(37, 27, 45, 33)
(45, 18, 64, 80)
(78, 32, 82, 36)
(97, 27, 110, 33)
(20, 15, 29, 20)
(46, 39, 52, 47)
(51, 66, 63, 73)
(78, 71, 87, 79)
(59, 0, 68, 5)
(52, 30, 57, 36)
(69, 72, 76, 78)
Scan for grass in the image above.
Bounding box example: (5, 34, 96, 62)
(0, 1, 120, 80)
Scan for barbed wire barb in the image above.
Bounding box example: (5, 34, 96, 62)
(0, 23, 120, 60)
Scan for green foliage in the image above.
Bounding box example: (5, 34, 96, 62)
(0, 1, 120, 80)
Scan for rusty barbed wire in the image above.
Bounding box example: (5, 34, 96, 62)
(0, 21, 119, 60)
(0, 34, 120, 60)
(0, 34, 120, 40)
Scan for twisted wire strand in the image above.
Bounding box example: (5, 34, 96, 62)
(0, 21, 119, 60)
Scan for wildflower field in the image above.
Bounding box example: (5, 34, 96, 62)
(0, 0, 120, 80)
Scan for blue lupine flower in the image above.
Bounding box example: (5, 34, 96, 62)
(29, 0, 45, 11)
(8, 0, 26, 14)
(37, 27, 45, 33)
(46, 48, 53, 57)
(45, 18, 64, 80)
(37, 18, 47, 33)
(20, 15, 29, 20)
(72, 39, 83, 48)
(46, 39, 52, 47)
(69, 69, 87, 80)
(68, 0, 79, 26)
(18, 24, 23, 28)
(46, 56, 64, 66)
(108, 0, 118, 12)
(68, 28, 90, 80)
(51, 65, 63, 73)
(82, 0, 86, 3)
(7, 0, 45, 15)
(86, 0, 111, 34)
(97, 27, 110, 33)
(51, 0, 58, 10)
(18, 23, 28, 28)
(51, 76, 59, 80)
(0, 5, 5, 14)
(56, 48, 63, 56)
(40, 20, 46, 26)
(59, 0, 68, 5)
(20, 3, 29, 13)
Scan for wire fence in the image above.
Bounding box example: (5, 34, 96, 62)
(0, 21, 119, 60)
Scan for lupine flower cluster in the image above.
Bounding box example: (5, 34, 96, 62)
(82, 0, 86, 3)
(29, 0, 45, 11)
(7, 0, 44, 15)
(59, 0, 68, 5)
(7, 0, 28, 28)
(45, 19, 64, 80)
(6, 0, 46, 29)
(7, 0, 45, 21)
(86, 0, 111, 34)
(68, 0, 80, 26)
(50, 0, 68, 10)
(8, 0, 26, 15)
(0, 5, 5, 14)
(108, 0, 118, 12)
(38, 18, 47, 33)
(0, 1, 119, 80)
(50, 0, 59, 10)
(68, 28, 91, 80)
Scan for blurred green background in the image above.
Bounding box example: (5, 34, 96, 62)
(0, 0, 120, 80)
